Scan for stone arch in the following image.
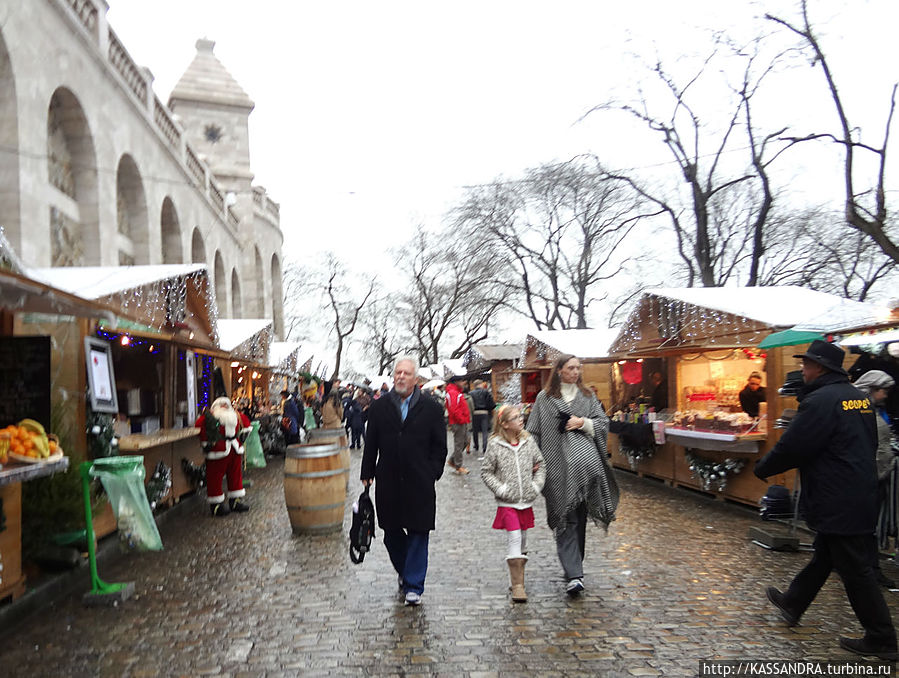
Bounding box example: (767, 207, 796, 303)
(115, 154, 149, 264)
(271, 252, 284, 339)
(231, 268, 242, 319)
(0, 30, 21, 254)
(214, 250, 227, 316)
(254, 246, 265, 316)
(160, 197, 182, 264)
(46, 87, 100, 265)
(190, 227, 205, 264)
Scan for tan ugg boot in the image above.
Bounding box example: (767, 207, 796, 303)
(507, 557, 527, 603)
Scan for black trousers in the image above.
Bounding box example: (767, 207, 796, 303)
(783, 533, 896, 646)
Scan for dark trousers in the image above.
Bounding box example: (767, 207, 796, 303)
(782, 533, 896, 646)
(384, 528, 430, 595)
(350, 423, 364, 449)
(555, 501, 588, 580)
(471, 412, 490, 452)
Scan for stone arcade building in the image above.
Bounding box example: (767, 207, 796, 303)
(0, 0, 285, 336)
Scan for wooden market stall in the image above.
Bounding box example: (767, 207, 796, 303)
(0, 267, 133, 601)
(606, 286, 889, 507)
(518, 329, 622, 406)
(462, 342, 524, 402)
(26, 265, 225, 508)
(267, 341, 301, 399)
(218, 318, 273, 418)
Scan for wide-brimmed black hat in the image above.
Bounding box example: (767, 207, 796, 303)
(793, 339, 847, 376)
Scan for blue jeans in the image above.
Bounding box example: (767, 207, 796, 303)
(383, 528, 430, 595)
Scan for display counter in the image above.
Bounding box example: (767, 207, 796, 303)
(663, 427, 765, 454)
(117, 428, 201, 503)
(0, 456, 69, 602)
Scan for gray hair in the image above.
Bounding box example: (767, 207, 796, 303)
(853, 369, 895, 395)
(394, 355, 419, 372)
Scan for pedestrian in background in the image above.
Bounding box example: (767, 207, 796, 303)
(470, 379, 496, 459)
(480, 404, 545, 603)
(756, 340, 897, 660)
(445, 377, 472, 475)
(526, 354, 618, 597)
(279, 389, 301, 445)
(361, 357, 448, 606)
(852, 369, 897, 588)
(347, 390, 366, 449)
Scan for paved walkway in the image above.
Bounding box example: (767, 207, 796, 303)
(3, 445, 897, 676)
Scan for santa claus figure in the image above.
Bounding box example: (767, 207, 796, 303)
(195, 397, 253, 517)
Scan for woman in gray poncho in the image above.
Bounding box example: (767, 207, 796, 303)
(525, 353, 619, 596)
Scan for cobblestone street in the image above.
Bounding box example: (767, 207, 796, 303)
(3, 445, 897, 677)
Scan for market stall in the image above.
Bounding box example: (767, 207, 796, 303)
(607, 286, 890, 507)
(26, 265, 225, 507)
(518, 329, 621, 406)
(462, 343, 524, 402)
(218, 318, 273, 419)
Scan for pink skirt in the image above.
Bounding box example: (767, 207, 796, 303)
(492, 506, 535, 531)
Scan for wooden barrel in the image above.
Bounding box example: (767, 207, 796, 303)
(284, 442, 346, 535)
(308, 427, 351, 489)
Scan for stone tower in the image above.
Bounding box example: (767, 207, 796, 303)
(167, 38, 255, 196)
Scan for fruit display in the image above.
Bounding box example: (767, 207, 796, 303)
(2, 419, 61, 462)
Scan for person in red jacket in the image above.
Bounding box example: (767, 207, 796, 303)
(196, 396, 253, 517)
(445, 379, 471, 474)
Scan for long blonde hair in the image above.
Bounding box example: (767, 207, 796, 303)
(491, 404, 530, 444)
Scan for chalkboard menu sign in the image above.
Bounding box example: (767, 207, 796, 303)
(0, 336, 51, 429)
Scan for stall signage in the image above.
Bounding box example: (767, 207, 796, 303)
(0, 336, 51, 429)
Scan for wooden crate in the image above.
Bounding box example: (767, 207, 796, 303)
(0, 482, 26, 602)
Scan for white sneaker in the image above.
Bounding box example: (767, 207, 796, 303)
(404, 591, 422, 606)
(566, 578, 585, 596)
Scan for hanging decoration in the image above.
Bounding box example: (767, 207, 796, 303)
(86, 408, 117, 458)
(146, 461, 172, 512)
(685, 452, 746, 492)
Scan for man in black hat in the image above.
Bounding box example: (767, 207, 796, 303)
(755, 339, 897, 660)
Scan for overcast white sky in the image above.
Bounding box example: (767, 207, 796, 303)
(107, 1, 899, 262)
(105, 1, 898, 372)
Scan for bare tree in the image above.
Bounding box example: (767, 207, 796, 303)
(399, 226, 506, 365)
(358, 293, 408, 375)
(766, 1, 899, 265)
(455, 158, 652, 330)
(322, 254, 375, 380)
(588, 40, 794, 287)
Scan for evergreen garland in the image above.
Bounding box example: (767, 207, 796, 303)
(86, 409, 117, 458)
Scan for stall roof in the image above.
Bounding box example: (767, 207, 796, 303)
(28, 264, 207, 299)
(0, 268, 125, 322)
(647, 286, 882, 329)
(268, 341, 301, 370)
(529, 328, 621, 359)
(469, 343, 524, 361)
(217, 318, 273, 352)
(611, 286, 888, 354)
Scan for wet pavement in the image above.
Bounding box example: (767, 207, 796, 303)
(2, 444, 897, 677)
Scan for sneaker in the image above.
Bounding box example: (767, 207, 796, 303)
(477, 455, 485, 461)
(566, 578, 585, 596)
(839, 636, 899, 661)
(765, 586, 799, 626)
(447, 459, 457, 469)
(404, 591, 422, 606)
(455, 466, 470, 475)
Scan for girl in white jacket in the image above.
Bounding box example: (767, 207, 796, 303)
(480, 404, 546, 602)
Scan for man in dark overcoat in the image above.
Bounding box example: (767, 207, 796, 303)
(361, 357, 447, 606)
(755, 340, 897, 660)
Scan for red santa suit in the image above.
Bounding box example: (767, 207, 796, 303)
(195, 397, 252, 507)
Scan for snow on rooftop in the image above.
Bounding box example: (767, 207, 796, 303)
(647, 286, 887, 330)
(268, 341, 301, 367)
(217, 318, 272, 352)
(529, 328, 622, 359)
(28, 264, 207, 298)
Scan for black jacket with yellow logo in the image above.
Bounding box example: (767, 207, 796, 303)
(755, 371, 878, 535)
